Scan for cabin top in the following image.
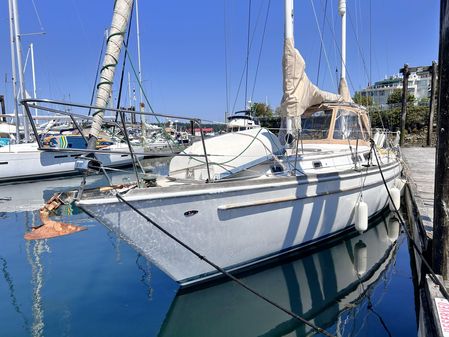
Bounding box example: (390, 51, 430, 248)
(299, 102, 371, 145)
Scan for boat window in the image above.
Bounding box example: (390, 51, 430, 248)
(333, 109, 366, 140)
(300, 110, 333, 140)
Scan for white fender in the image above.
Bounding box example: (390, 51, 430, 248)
(389, 187, 401, 211)
(355, 201, 368, 233)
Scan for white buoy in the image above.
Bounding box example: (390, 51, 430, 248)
(355, 201, 368, 233)
(387, 218, 400, 242)
(354, 240, 368, 276)
(389, 187, 401, 211)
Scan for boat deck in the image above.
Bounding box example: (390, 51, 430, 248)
(402, 147, 435, 236)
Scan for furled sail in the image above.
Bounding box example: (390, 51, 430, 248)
(338, 77, 351, 102)
(280, 37, 341, 127)
(88, 0, 134, 148)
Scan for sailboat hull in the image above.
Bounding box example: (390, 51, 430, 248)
(0, 143, 142, 183)
(77, 160, 401, 287)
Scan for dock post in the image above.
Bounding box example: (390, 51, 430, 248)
(427, 61, 438, 147)
(399, 64, 410, 146)
(433, 0, 449, 280)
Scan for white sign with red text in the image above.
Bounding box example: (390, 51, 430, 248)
(436, 297, 449, 337)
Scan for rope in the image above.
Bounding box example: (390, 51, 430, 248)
(114, 193, 336, 337)
(371, 139, 449, 302)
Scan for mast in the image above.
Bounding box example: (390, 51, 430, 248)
(284, 0, 294, 140)
(338, 0, 350, 101)
(11, 0, 30, 142)
(30, 43, 38, 119)
(285, 0, 294, 41)
(88, 0, 134, 149)
(135, 0, 144, 118)
(8, 0, 20, 141)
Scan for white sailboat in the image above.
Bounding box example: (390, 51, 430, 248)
(28, 0, 402, 288)
(0, 0, 141, 183)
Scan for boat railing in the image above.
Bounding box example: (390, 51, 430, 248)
(20, 98, 208, 155)
(20, 98, 218, 181)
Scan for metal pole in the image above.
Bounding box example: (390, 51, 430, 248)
(30, 43, 38, 119)
(339, 0, 346, 82)
(127, 72, 132, 108)
(433, 0, 449, 280)
(135, 0, 144, 120)
(399, 64, 409, 146)
(427, 61, 438, 146)
(12, 0, 30, 142)
(8, 0, 20, 141)
(285, 0, 294, 139)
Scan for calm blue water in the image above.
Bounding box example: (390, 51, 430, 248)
(0, 160, 418, 336)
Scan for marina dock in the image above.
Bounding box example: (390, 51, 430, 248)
(402, 147, 436, 237)
(402, 147, 449, 337)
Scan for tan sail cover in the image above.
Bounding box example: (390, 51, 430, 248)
(338, 77, 351, 102)
(280, 38, 341, 127)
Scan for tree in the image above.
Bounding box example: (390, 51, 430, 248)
(387, 89, 415, 106)
(251, 102, 273, 118)
(353, 92, 373, 106)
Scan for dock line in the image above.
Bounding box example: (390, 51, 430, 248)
(114, 192, 337, 337)
(371, 140, 449, 302)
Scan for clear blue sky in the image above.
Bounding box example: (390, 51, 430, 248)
(0, 0, 440, 122)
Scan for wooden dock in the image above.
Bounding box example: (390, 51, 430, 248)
(402, 147, 435, 236)
(402, 147, 449, 336)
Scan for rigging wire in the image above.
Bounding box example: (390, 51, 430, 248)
(30, 0, 44, 32)
(369, 0, 372, 85)
(328, 0, 339, 87)
(231, 0, 266, 113)
(309, 0, 337, 90)
(88, 31, 107, 116)
(316, 0, 329, 85)
(316, 4, 358, 96)
(116, 3, 135, 111)
(244, 0, 252, 110)
(223, 0, 230, 118)
(347, 11, 370, 85)
(250, 0, 271, 101)
(371, 140, 449, 302)
(114, 192, 337, 337)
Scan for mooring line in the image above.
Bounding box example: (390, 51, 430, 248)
(114, 193, 336, 337)
(371, 139, 449, 302)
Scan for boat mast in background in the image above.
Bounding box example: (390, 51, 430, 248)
(88, 0, 134, 149)
(30, 43, 38, 120)
(135, 0, 145, 122)
(7, 0, 20, 141)
(11, 0, 30, 142)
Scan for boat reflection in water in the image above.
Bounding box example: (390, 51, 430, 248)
(0, 157, 170, 213)
(158, 212, 401, 337)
